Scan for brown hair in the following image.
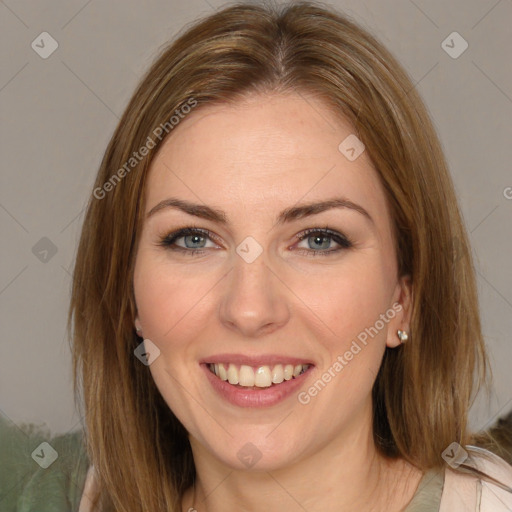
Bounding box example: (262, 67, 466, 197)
(471, 411, 512, 465)
(69, 1, 491, 510)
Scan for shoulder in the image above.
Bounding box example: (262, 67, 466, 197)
(78, 465, 101, 512)
(440, 445, 512, 512)
(0, 415, 90, 512)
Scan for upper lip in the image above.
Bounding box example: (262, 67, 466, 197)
(200, 353, 315, 367)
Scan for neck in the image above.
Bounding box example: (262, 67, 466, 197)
(182, 403, 423, 512)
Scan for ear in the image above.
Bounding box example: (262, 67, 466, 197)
(386, 274, 413, 348)
(134, 315, 143, 337)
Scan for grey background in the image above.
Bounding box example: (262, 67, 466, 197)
(1, 0, 511, 438)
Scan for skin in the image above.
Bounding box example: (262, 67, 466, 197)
(133, 92, 423, 512)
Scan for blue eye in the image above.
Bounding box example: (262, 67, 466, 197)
(159, 226, 352, 257)
(159, 228, 217, 255)
(295, 228, 352, 256)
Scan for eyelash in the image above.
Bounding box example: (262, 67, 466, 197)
(158, 226, 353, 257)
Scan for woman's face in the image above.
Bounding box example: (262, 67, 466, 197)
(133, 92, 410, 471)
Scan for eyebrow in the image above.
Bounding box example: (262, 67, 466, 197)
(146, 197, 374, 225)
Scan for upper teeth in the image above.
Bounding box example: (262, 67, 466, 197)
(208, 363, 310, 388)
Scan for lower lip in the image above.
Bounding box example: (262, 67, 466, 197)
(202, 364, 313, 408)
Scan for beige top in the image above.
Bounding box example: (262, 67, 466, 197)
(78, 466, 445, 511)
(78, 448, 512, 511)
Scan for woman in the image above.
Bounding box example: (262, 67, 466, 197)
(9, 1, 512, 511)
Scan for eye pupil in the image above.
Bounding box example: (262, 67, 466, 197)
(309, 235, 330, 250)
(185, 235, 205, 248)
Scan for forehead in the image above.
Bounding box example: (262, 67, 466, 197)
(145, 93, 386, 221)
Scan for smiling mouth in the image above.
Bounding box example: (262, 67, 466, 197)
(207, 362, 311, 389)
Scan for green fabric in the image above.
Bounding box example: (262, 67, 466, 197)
(0, 414, 90, 512)
(404, 467, 445, 511)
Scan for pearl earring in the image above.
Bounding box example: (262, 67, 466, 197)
(397, 330, 409, 343)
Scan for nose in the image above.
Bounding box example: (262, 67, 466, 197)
(219, 254, 291, 338)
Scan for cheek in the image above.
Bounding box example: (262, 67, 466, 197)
(294, 256, 394, 345)
(295, 260, 392, 425)
(133, 251, 213, 343)
(133, 253, 212, 428)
